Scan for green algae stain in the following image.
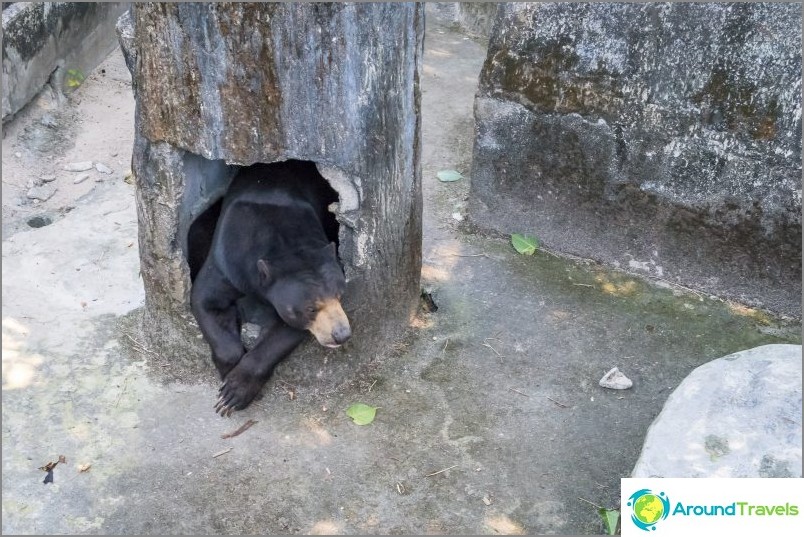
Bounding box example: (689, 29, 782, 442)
(463, 233, 801, 359)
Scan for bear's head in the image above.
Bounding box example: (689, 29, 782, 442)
(256, 242, 351, 348)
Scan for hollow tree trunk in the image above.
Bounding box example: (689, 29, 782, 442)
(117, 3, 423, 388)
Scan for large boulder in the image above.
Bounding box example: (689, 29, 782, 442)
(470, 3, 802, 316)
(632, 344, 802, 478)
(117, 3, 423, 388)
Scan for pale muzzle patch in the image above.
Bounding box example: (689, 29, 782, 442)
(308, 298, 350, 348)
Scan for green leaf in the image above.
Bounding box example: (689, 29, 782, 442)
(437, 169, 463, 182)
(511, 233, 539, 255)
(598, 508, 620, 535)
(65, 68, 86, 89)
(345, 403, 377, 425)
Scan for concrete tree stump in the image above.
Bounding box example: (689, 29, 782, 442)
(117, 3, 423, 388)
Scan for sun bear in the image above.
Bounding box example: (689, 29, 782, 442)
(189, 160, 351, 415)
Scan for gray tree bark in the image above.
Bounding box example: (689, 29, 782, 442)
(117, 3, 423, 388)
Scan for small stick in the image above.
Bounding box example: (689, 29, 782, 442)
(546, 396, 568, 408)
(508, 387, 530, 398)
(221, 419, 257, 439)
(212, 447, 232, 458)
(578, 496, 603, 510)
(442, 338, 450, 353)
(123, 333, 158, 356)
(367, 379, 378, 393)
(572, 283, 594, 288)
(481, 343, 503, 357)
(425, 465, 457, 477)
(449, 253, 490, 258)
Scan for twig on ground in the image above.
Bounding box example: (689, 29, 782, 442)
(212, 447, 232, 458)
(425, 465, 458, 477)
(546, 396, 568, 408)
(221, 419, 257, 439)
(578, 497, 603, 510)
(481, 342, 503, 357)
(449, 253, 490, 258)
(508, 387, 530, 398)
(123, 333, 158, 356)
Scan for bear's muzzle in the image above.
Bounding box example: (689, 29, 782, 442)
(309, 298, 351, 348)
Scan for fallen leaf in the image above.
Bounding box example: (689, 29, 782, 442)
(437, 169, 463, 182)
(78, 463, 92, 473)
(511, 233, 539, 255)
(345, 403, 377, 425)
(599, 508, 620, 535)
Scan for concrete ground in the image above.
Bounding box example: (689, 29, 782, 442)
(2, 9, 800, 535)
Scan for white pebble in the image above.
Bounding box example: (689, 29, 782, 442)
(64, 161, 94, 172)
(599, 367, 633, 390)
(95, 162, 113, 174)
(73, 173, 90, 184)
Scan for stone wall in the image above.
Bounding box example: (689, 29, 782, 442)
(469, 3, 802, 316)
(2, 2, 129, 121)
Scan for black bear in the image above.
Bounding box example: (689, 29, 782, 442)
(189, 160, 351, 416)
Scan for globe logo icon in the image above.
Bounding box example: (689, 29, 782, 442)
(627, 489, 670, 531)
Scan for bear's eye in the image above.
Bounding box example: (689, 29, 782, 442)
(306, 306, 317, 315)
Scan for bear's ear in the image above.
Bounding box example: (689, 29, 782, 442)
(256, 259, 272, 283)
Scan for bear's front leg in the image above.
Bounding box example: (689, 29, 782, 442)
(191, 262, 245, 379)
(215, 316, 307, 416)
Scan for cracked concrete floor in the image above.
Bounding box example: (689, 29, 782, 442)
(2, 9, 801, 535)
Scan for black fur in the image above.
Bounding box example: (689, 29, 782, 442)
(189, 160, 346, 414)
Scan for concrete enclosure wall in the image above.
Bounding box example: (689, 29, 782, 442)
(2, 1, 129, 121)
(469, 3, 802, 316)
(118, 3, 424, 387)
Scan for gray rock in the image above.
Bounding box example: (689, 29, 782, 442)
(632, 344, 802, 478)
(470, 3, 802, 316)
(40, 174, 57, 183)
(27, 185, 56, 202)
(599, 367, 633, 390)
(95, 162, 113, 174)
(64, 161, 94, 172)
(73, 173, 90, 185)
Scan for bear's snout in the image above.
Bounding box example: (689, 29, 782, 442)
(331, 323, 351, 345)
(309, 298, 351, 348)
